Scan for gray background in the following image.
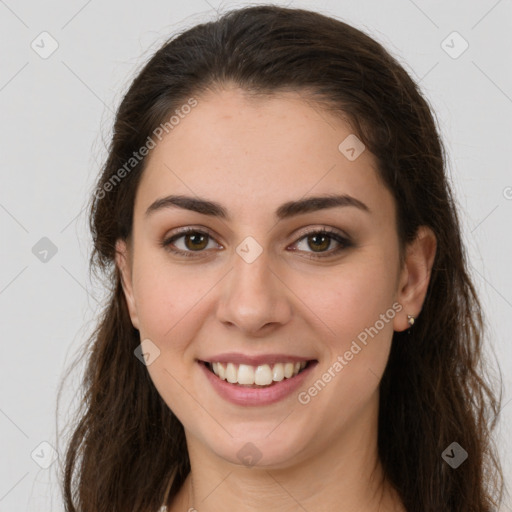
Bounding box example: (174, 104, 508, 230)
(0, 0, 511, 510)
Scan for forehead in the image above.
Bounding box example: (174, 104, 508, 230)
(134, 88, 393, 223)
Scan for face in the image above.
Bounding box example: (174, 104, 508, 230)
(116, 87, 431, 469)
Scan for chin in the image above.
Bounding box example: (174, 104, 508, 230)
(203, 426, 312, 470)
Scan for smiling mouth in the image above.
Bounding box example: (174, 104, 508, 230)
(201, 360, 314, 388)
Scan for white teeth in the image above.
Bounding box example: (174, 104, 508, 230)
(237, 364, 255, 385)
(216, 362, 226, 380)
(283, 362, 294, 378)
(254, 364, 273, 386)
(272, 363, 284, 382)
(226, 362, 237, 383)
(209, 361, 308, 386)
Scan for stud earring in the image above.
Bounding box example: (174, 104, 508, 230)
(407, 315, 415, 327)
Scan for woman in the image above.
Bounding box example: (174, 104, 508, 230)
(60, 5, 504, 511)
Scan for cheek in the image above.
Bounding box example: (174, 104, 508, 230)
(131, 258, 210, 421)
(298, 251, 398, 403)
(132, 254, 209, 341)
(305, 251, 398, 342)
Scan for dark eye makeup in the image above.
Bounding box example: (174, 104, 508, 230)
(159, 226, 353, 260)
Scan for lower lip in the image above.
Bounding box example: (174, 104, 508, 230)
(199, 361, 317, 406)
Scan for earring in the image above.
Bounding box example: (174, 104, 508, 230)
(407, 315, 415, 327)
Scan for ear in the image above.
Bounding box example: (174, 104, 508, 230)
(115, 238, 140, 330)
(393, 226, 437, 332)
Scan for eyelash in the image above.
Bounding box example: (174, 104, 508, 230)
(160, 227, 352, 260)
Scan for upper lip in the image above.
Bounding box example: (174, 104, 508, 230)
(199, 353, 317, 366)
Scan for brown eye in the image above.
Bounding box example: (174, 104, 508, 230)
(162, 229, 220, 257)
(307, 233, 331, 252)
(291, 229, 352, 259)
(183, 232, 209, 251)
(162, 227, 351, 260)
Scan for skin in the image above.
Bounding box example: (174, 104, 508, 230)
(116, 87, 436, 511)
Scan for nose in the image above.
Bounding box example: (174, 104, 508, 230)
(216, 243, 293, 336)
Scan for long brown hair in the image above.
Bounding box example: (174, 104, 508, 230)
(59, 5, 504, 511)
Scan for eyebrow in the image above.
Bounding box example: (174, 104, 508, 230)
(144, 193, 370, 221)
